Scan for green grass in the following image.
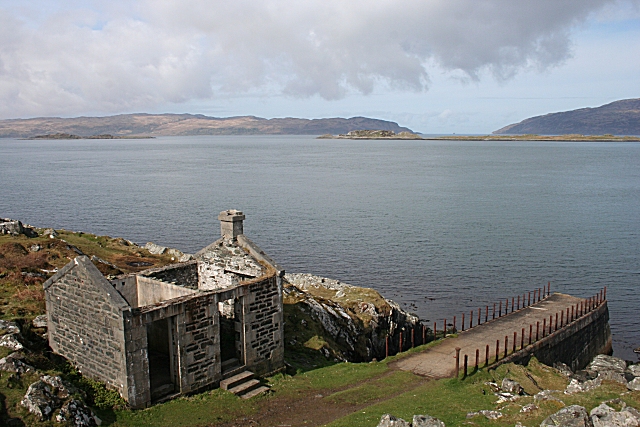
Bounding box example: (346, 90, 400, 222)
(98, 389, 258, 427)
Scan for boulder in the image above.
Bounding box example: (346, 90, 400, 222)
(521, 403, 539, 413)
(628, 377, 640, 391)
(0, 333, 24, 351)
(32, 314, 48, 329)
(145, 242, 167, 255)
(43, 228, 57, 238)
(21, 381, 59, 420)
(412, 415, 445, 427)
(0, 352, 35, 373)
(56, 399, 102, 427)
(377, 414, 410, 427)
(627, 364, 640, 378)
(541, 405, 593, 427)
(590, 403, 640, 427)
(587, 355, 627, 383)
(565, 377, 602, 394)
(501, 378, 524, 395)
(0, 319, 21, 335)
(535, 389, 564, 403)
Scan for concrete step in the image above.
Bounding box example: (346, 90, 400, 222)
(220, 370, 254, 391)
(228, 378, 261, 396)
(241, 385, 270, 399)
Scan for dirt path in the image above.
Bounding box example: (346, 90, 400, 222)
(215, 370, 427, 427)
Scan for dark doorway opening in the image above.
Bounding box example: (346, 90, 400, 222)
(147, 317, 175, 401)
(219, 298, 242, 366)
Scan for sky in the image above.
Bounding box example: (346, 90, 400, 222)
(0, 0, 639, 133)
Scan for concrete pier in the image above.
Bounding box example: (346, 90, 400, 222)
(394, 292, 611, 378)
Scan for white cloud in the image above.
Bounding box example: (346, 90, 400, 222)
(0, 0, 637, 118)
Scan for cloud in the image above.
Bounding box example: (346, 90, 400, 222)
(0, 0, 635, 117)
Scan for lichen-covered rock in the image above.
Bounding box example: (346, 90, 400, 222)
(377, 414, 411, 427)
(0, 218, 36, 237)
(535, 389, 564, 403)
(144, 242, 167, 255)
(0, 319, 21, 335)
(57, 399, 102, 426)
(521, 403, 538, 413)
(565, 377, 602, 394)
(466, 410, 503, 420)
(502, 378, 524, 395)
(586, 355, 627, 383)
(0, 352, 34, 373)
(21, 381, 59, 420)
(412, 414, 446, 427)
(590, 403, 640, 427)
(540, 405, 593, 427)
(0, 333, 24, 351)
(628, 377, 640, 391)
(32, 314, 48, 328)
(627, 364, 640, 378)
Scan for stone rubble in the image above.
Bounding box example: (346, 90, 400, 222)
(32, 314, 48, 329)
(376, 414, 445, 427)
(466, 410, 503, 420)
(0, 333, 25, 351)
(0, 352, 35, 373)
(144, 242, 193, 262)
(1, 218, 38, 237)
(56, 399, 102, 427)
(501, 378, 524, 395)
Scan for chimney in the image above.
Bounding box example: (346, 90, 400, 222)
(218, 209, 245, 240)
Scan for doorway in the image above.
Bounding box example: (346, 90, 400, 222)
(147, 317, 176, 401)
(219, 298, 243, 365)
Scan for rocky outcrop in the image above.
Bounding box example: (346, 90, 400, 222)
(377, 414, 445, 427)
(144, 242, 193, 262)
(284, 273, 421, 362)
(327, 130, 423, 139)
(562, 354, 640, 394)
(0, 218, 37, 237)
(541, 405, 593, 427)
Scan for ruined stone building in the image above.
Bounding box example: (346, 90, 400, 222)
(43, 210, 284, 408)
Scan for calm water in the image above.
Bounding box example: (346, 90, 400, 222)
(1, 136, 639, 360)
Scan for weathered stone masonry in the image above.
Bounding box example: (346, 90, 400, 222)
(44, 210, 285, 408)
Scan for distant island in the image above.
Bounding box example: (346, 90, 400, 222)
(319, 130, 640, 142)
(25, 133, 154, 140)
(318, 130, 424, 139)
(0, 114, 413, 138)
(493, 98, 640, 136)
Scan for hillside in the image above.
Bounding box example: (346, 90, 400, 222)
(0, 114, 413, 138)
(493, 98, 640, 135)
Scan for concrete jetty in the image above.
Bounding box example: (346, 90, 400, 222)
(394, 292, 611, 378)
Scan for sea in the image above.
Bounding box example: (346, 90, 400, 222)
(1, 135, 639, 360)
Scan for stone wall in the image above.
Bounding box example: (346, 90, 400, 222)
(44, 257, 129, 398)
(243, 274, 284, 376)
(135, 276, 197, 307)
(141, 261, 199, 289)
(491, 301, 612, 372)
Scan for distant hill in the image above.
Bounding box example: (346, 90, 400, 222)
(0, 114, 413, 138)
(493, 99, 640, 135)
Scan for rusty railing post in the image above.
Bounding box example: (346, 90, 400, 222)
(492, 303, 496, 319)
(399, 332, 403, 352)
(529, 324, 532, 345)
(455, 347, 461, 378)
(504, 335, 508, 358)
(542, 318, 546, 337)
(547, 281, 550, 296)
(536, 321, 540, 341)
(517, 295, 520, 310)
(385, 335, 389, 358)
(498, 300, 502, 317)
(453, 316, 456, 333)
(528, 291, 531, 306)
(470, 310, 473, 328)
(478, 308, 481, 325)
(444, 318, 447, 336)
(422, 325, 426, 344)
(461, 313, 465, 332)
(485, 344, 489, 366)
(463, 354, 468, 378)
(411, 328, 415, 348)
(521, 327, 524, 349)
(604, 286, 607, 300)
(513, 331, 517, 352)
(495, 339, 500, 362)
(560, 310, 564, 328)
(485, 305, 488, 323)
(475, 349, 479, 371)
(511, 297, 514, 313)
(433, 322, 436, 340)
(555, 313, 558, 331)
